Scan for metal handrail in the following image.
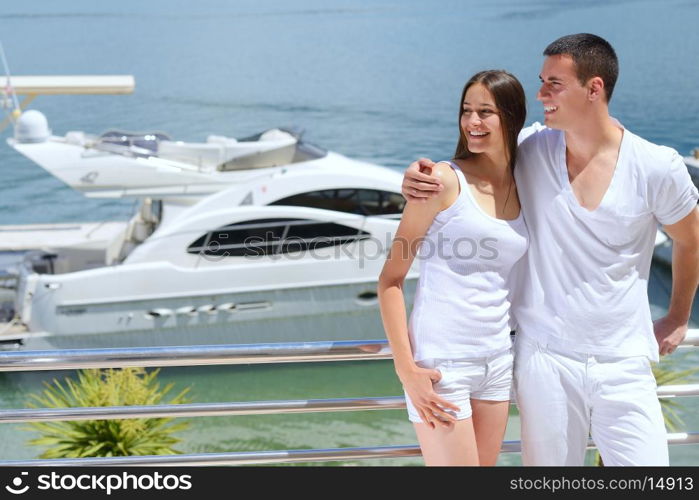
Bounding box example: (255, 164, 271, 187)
(3, 384, 699, 424)
(1, 433, 698, 466)
(0, 396, 406, 424)
(1, 330, 697, 466)
(0, 340, 391, 372)
(679, 328, 699, 347)
(1, 329, 697, 372)
(657, 384, 699, 398)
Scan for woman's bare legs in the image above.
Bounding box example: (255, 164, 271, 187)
(413, 399, 510, 466)
(413, 418, 479, 466)
(471, 399, 510, 466)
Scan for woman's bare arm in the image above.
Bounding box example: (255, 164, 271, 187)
(378, 162, 459, 427)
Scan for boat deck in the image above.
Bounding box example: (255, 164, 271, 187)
(0, 221, 127, 251)
(0, 321, 37, 350)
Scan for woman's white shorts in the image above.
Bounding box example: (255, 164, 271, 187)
(405, 349, 513, 423)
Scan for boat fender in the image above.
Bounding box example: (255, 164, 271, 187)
(145, 308, 173, 318)
(217, 303, 237, 312)
(175, 306, 197, 316)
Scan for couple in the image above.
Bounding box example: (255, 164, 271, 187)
(377, 33, 699, 466)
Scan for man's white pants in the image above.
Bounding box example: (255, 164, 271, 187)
(513, 336, 669, 466)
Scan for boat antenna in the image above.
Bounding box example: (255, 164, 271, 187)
(0, 41, 21, 127)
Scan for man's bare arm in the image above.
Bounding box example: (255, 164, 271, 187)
(654, 207, 699, 355)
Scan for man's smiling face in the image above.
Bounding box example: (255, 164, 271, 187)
(537, 54, 591, 131)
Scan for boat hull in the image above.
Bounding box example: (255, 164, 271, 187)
(14, 279, 417, 351)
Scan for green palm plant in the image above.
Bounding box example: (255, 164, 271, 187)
(594, 356, 698, 466)
(652, 361, 699, 432)
(24, 367, 191, 458)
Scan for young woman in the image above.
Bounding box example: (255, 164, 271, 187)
(377, 70, 528, 466)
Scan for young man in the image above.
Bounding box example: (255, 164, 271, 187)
(401, 33, 699, 466)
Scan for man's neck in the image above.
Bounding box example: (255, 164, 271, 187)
(564, 113, 623, 163)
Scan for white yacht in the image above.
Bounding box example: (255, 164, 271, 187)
(0, 146, 415, 351)
(9, 110, 319, 200)
(1, 104, 416, 351)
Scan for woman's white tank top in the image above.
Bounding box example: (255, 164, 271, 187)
(409, 160, 529, 361)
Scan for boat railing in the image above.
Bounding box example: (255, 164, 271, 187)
(0, 330, 697, 466)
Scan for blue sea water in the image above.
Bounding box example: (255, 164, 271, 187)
(0, 0, 697, 465)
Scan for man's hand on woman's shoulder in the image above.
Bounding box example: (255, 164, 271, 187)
(402, 157, 444, 203)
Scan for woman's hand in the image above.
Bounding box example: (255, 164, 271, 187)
(402, 158, 443, 203)
(398, 365, 460, 429)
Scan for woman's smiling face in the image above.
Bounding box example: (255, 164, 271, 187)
(460, 83, 505, 157)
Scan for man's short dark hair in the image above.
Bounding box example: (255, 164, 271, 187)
(543, 33, 619, 102)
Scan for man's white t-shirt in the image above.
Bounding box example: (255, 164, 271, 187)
(513, 123, 698, 362)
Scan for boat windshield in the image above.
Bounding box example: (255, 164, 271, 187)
(217, 140, 327, 171)
(94, 130, 172, 157)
